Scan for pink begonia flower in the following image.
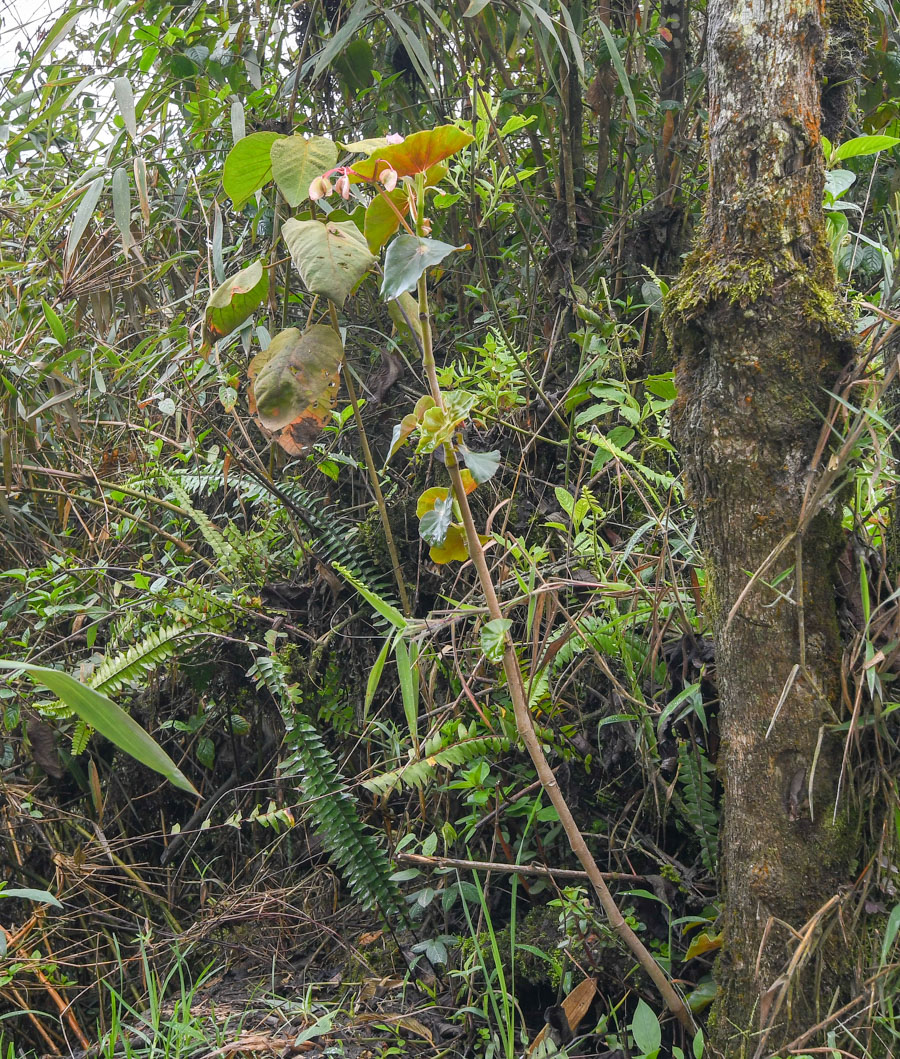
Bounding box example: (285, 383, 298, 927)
(335, 173, 351, 199)
(380, 166, 399, 192)
(386, 133, 404, 144)
(308, 175, 333, 200)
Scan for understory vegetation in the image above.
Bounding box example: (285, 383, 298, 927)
(3, 1, 900, 1056)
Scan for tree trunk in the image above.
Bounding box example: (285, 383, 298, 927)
(664, 2, 860, 1054)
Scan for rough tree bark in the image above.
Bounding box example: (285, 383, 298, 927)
(664, 1, 861, 1055)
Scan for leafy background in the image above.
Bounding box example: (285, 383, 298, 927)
(2, 0, 900, 1055)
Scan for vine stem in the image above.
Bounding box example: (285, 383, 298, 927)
(328, 301, 411, 615)
(412, 176, 694, 1035)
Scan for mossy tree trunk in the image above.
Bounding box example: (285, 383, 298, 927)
(665, 2, 859, 1055)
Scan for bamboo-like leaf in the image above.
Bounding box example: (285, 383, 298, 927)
(0, 662, 198, 796)
(113, 75, 137, 140)
(0, 887, 62, 908)
(364, 637, 392, 720)
(64, 175, 105, 270)
(331, 561, 407, 629)
(596, 20, 638, 124)
(112, 167, 134, 250)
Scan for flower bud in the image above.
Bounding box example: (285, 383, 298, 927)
(308, 175, 332, 200)
(386, 132, 404, 145)
(380, 166, 399, 192)
(421, 216, 432, 236)
(335, 173, 351, 200)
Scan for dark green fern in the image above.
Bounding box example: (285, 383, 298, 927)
(676, 738, 718, 874)
(250, 653, 403, 921)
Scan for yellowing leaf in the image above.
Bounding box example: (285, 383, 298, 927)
(430, 523, 468, 563)
(249, 326, 342, 452)
(352, 125, 473, 179)
(684, 931, 722, 961)
(203, 260, 268, 343)
(416, 487, 449, 518)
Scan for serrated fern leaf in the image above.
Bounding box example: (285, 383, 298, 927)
(549, 615, 650, 674)
(158, 470, 244, 579)
(676, 738, 718, 874)
(250, 654, 403, 920)
(363, 735, 509, 796)
(90, 619, 200, 696)
(71, 718, 90, 755)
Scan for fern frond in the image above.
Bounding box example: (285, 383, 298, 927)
(250, 653, 403, 919)
(363, 734, 509, 796)
(71, 719, 90, 754)
(90, 618, 203, 696)
(158, 469, 244, 579)
(549, 616, 650, 674)
(676, 738, 718, 874)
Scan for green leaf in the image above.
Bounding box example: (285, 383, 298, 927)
(364, 637, 392, 720)
(270, 134, 338, 207)
(824, 168, 855, 201)
(463, 0, 494, 15)
(333, 39, 375, 93)
(831, 135, 900, 164)
(387, 292, 424, 353)
(112, 166, 134, 250)
(352, 125, 474, 180)
(419, 494, 453, 546)
(364, 188, 407, 253)
(0, 886, 62, 908)
(223, 131, 282, 208)
(480, 618, 511, 663)
(283, 218, 375, 306)
(394, 635, 419, 741)
(881, 903, 900, 966)
(380, 235, 462, 301)
(64, 175, 106, 270)
(331, 561, 407, 630)
(311, 0, 374, 79)
(203, 260, 268, 343)
(692, 1028, 705, 1059)
(0, 661, 198, 796)
(41, 299, 67, 345)
(249, 325, 342, 431)
(630, 998, 661, 1057)
(21, 2, 92, 80)
(597, 20, 637, 124)
(460, 447, 501, 484)
(113, 75, 137, 140)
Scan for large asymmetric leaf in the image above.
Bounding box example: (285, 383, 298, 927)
(249, 325, 342, 436)
(351, 125, 473, 180)
(270, 135, 338, 207)
(380, 235, 463, 300)
(0, 661, 198, 796)
(363, 164, 446, 253)
(203, 260, 268, 343)
(223, 131, 282, 207)
(283, 218, 375, 306)
(364, 188, 408, 253)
